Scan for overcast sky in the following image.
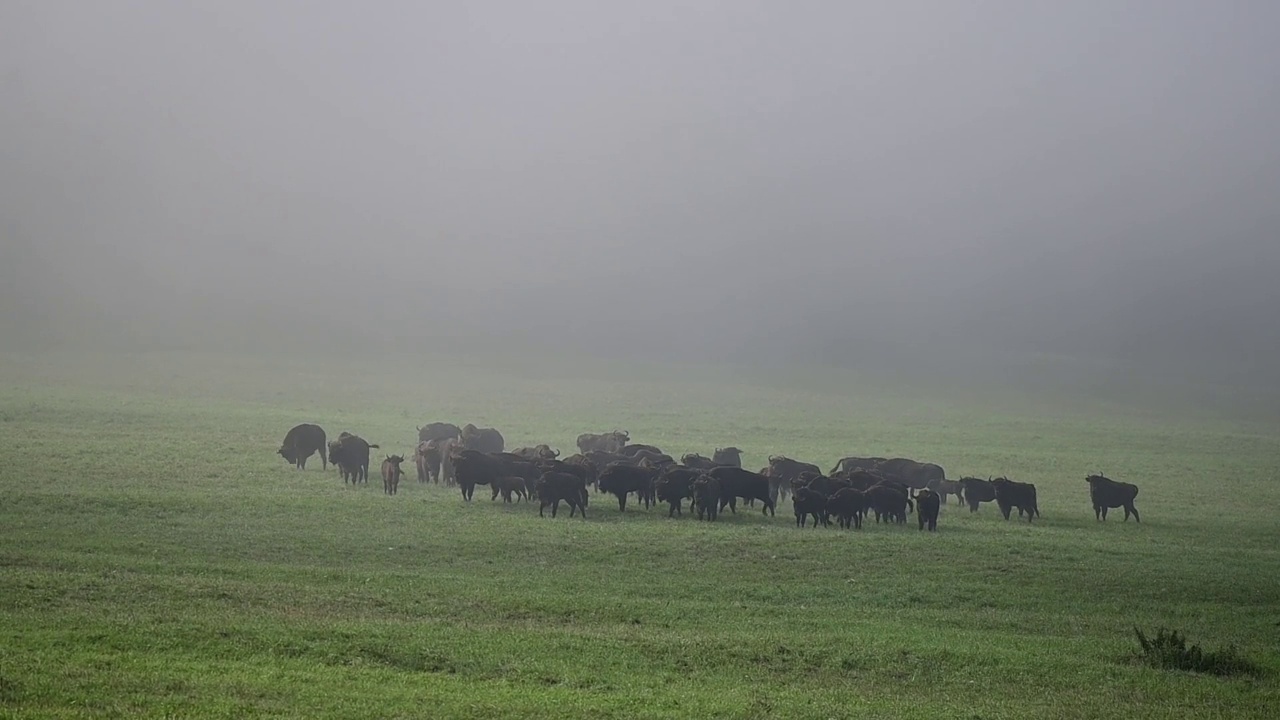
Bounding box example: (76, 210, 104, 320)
(2, 1, 1278, 382)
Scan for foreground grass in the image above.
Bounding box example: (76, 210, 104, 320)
(0, 351, 1277, 718)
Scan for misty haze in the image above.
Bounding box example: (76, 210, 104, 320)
(2, 3, 1279, 717)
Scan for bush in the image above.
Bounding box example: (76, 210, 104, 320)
(1133, 627, 1262, 677)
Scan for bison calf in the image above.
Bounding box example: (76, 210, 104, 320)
(914, 488, 940, 531)
(381, 455, 406, 496)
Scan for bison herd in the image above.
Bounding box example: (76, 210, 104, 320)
(277, 422, 1142, 530)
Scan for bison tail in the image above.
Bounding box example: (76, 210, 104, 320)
(368, 444, 381, 449)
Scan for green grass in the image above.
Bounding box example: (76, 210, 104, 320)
(1, 350, 1277, 718)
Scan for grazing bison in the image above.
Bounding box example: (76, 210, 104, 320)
(278, 423, 327, 470)
(380, 455, 406, 495)
(417, 422, 462, 443)
(692, 475, 721, 521)
(597, 463, 659, 511)
(708, 466, 775, 516)
(828, 487, 870, 529)
(829, 456, 887, 475)
(460, 424, 504, 454)
(992, 477, 1039, 522)
(1086, 474, 1140, 522)
(914, 489, 940, 531)
(329, 433, 379, 484)
(537, 471, 588, 518)
(792, 487, 828, 528)
(959, 477, 997, 513)
(576, 430, 629, 454)
(712, 447, 744, 468)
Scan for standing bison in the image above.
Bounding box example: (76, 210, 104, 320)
(381, 455, 406, 495)
(992, 477, 1039, 522)
(1086, 474, 1140, 522)
(417, 422, 462, 443)
(576, 430, 629, 454)
(711, 447, 744, 468)
(460, 424, 504, 454)
(914, 489, 940, 531)
(329, 433, 379, 484)
(278, 423, 327, 470)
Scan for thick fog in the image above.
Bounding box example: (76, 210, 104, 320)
(3, 2, 1278, 387)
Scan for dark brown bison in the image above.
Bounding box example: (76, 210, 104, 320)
(329, 433, 379, 484)
(874, 458, 946, 489)
(416, 437, 456, 485)
(828, 487, 870, 529)
(867, 484, 913, 524)
(680, 453, 718, 470)
(960, 477, 997, 512)
(537, 471, 588, 518)
(381, 455, 406, 495)
(767, 456, 822, 505)
(576, 430, 629, 454)
(792, 487, 828, 528)
(692, 474, 721, 521)
(712, 447, 743, 468)
(460, 424, 504, 454)
(491, 475, 529, 503)
(597, 463, 659, 511)
(708, 466, 775, 516)
(1086, 474, 1140, 522)
(829, 456, 887, 475)
(914, 488, 940, 531)
(992, 477, 1039, 522)
(417, 422, 462, 443)
(618, 443, 664, 457)
(655, 467, 700, 517)
(451, 449, 505, 501)
(511, 444, 559, 461)
(278, 423, 327, 470)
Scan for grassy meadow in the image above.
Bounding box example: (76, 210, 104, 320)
(1, 350, 1277, 718)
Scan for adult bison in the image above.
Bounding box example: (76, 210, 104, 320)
(792, 487, 828, 528)
(1086, 474, 1140, 522)
(655, 467, 701, 517)
(416, 437, 457, 485)
(511, 444, 559, 461)
(960, 477, 997, 513)
(829, 456, 887, 475)
(712, 447, 744, 468)
(380, 455, 406, 496)
(597, 463, 659, 511)
(278, 423, 327, 470)
(576, 430, 629, 454)
(767, 456, 821, 504)
(537, 471, 588, 518)
(417, 422, 462, 443)
(460, 424, 504, 454)
(451, 449, 505, 501)
(692, 475, 721, 521)
(328, 433, 379, 484)
(992, 477, 1039, 522)
(874, 458, 946, 489)
(866, 484, 913, 524)
(708, 466, 775, 516)
(828, 487, 870, 529)
(680, 453, 718, 470)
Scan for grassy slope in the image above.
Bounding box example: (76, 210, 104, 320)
(0, 351, 1277, 719)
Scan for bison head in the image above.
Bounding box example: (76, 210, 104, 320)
(278, 445, 297, 463)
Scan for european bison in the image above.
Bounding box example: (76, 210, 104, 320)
(618, 443, 664, 457)
(829, 456, 887, 475)
(597, 463, 659, 511)
(960, 477, 997, 513)
(914, 488, 940, 531)
(655, 467, 701, 517)
(329, 433, 379, 484)
(1086, 474, 1140, 522)
(927, 478, 965, 505)
(992, 477, 1039, 522)
(792, 487, 828, 528)
(537, 471, 588, 518)
(491, 475, 529, 503)
(767, 456, 822, 505)
(278, 423, 327, 470)
(680, 453, 718, 470)
(712, 447, 743, 468)
(828, 487, 870, 529)
(576, 430, 629, 454)
(692, 475, 721, 521)
(708, 466, 776, 516)
(874, 458, 946, 489)
(416, 437, 456, 485)
(460, 424, 504, 454)
(451, 449, 504, 501)
(381, 455, 406, 495)
(511, 444, 559, 461)
(417, 422, 462, 443)
(867, 484, 913, 524)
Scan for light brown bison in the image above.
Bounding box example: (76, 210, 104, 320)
(381, 455, 406, 495)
